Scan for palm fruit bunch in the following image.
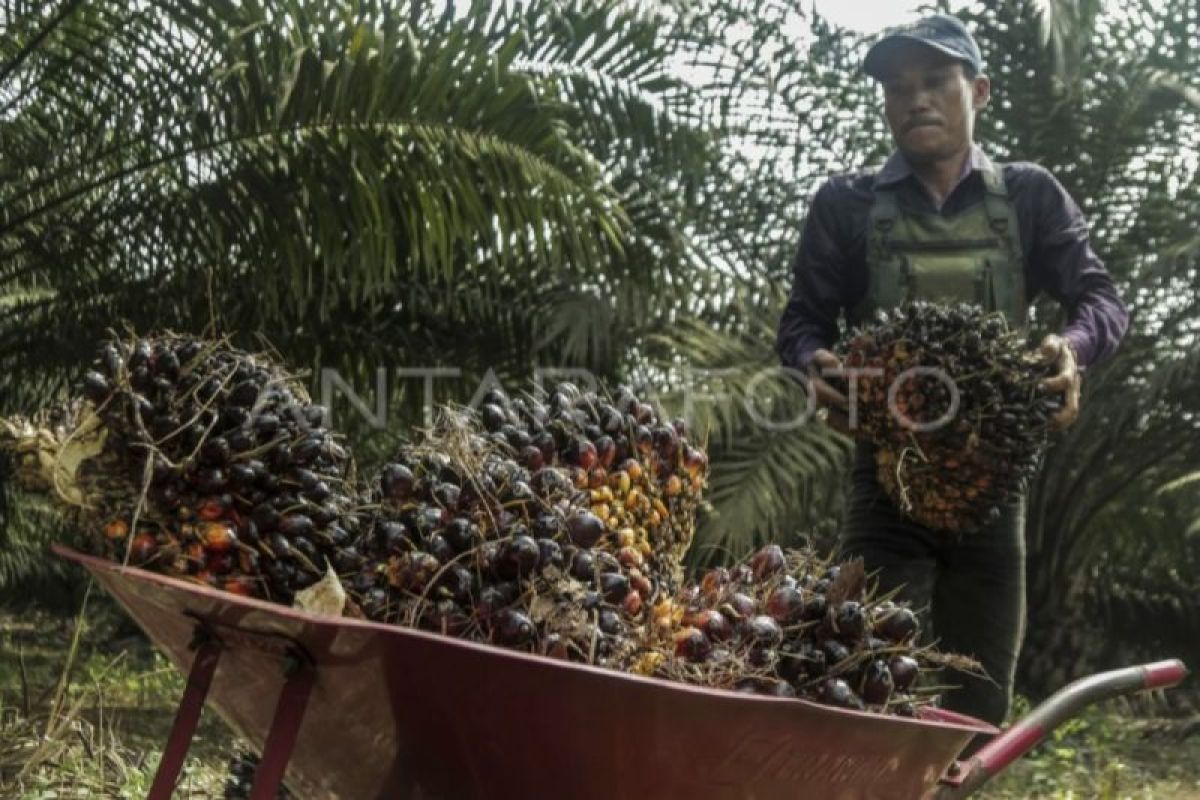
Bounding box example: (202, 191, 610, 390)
(840, 301, 1061, 533)
(345, 382, 708, 665)
(636, 544, 973, 714)
(1, 332, 362, 603)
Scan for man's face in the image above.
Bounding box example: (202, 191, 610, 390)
(878, 47, 990, 164)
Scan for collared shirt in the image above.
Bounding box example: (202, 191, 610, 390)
(882, 144, 977, 210)
(776, 145, 1129, 370)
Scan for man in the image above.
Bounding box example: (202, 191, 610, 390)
(775, 14, 1129, 727)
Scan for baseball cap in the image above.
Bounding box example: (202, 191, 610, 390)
(863, 14, 983, 80)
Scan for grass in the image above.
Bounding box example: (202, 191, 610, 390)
(979, 697, 1200, 799)
(0, 590, 231, 799)
(1, 592, 1196, 799)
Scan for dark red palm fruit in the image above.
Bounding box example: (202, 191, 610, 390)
(534, 537, 564, 570)
(748, 645, 778, 669)
(699, 567, 729, 599)
(861, 659, 895, 705)
(696, 609, 733, 642)
(652, 425, 678, 460)
(683, 446, 708, 475)
(833, 601, 867, 642)
(435, 564, 475, 605)
(292, 536, 319, 563)
(493, 609, 535, 646)
(875, 607, 920, 643)
(207, 551, 235, 575)
(587, 467, 608, 490)
(197, 497, 227, 521)
(595, 436, 617, 468)
(521, 445, 545, 471)
(129, 532, 158, 564)
(278, 514, 314, 539)
(776, 650, 805, 683)
(200, 436, 231, 466)
(622, 590, 643, 617)
(227, 380, 259, 409)
(290, 434, 324, 465)
(820, 639, 851, 666)
(727, 592, 758, 619)
(633, 425, 653, 456)
(743, 615, 783, 647)
(572, 440, 598, 471)
(376, 521, 410, 555)
(566, 512, 605, 548)
(98, 343, 123, 377)
(432, 482, 461, 512)
(497, 535, 540, 580)
(267, 533, 291, 559)
(888, 655, 920, 691)
(543, 634, 570, 660)
(616, 546, 643, 569)
(443, 518, 477, 552)
(474, 585, 509, 622)
(750, 544, 786, 580)
(426, 533, 454, 564)
(629, 572, 653, 599)
(597, 608, 624, 636)
(820, 678, 862, 709)
(569, 549, 596, 581)
(533, 432, 557, 464)
(674, 628, 712, 662)
(766, 586, 804, 624)
(599, 572, 630, 603)
(82, 371, 111, 403)
(195, 468, 226, 495)
(800, 593, 827, 622)
(380, 463, 416, 502)
(480, 403, 507, 432)
(228, 463, 257, 489)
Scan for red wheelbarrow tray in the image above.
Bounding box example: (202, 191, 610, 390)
(55, 544, 1151, 800)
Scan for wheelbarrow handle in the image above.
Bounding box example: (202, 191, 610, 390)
(937, 659, 1189, 799)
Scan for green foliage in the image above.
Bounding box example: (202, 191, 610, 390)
(982, 699, 1200, 798)
(0, 0, 717, 588)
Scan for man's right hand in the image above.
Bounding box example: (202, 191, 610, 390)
(807, 349, 851, 434)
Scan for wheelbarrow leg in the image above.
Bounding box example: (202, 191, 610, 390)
(248, 652, 316, 800)
(148, 638, 222, 800)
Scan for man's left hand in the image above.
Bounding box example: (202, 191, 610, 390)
(1037, 334, 1082, 430)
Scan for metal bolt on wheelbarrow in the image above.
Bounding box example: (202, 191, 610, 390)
(54, 545, 1189, 800)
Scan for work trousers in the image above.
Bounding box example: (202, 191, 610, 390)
(838, 441, 1026, 728)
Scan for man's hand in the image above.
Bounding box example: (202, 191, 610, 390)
(807, 349, 851, 434)
(1037, 334, 1081, 430)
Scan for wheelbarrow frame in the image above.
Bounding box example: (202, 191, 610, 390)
(53, 545, 1188, 800)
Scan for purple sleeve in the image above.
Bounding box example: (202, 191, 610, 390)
(1029, 169, 1129, 367)
(776, 180, 849, 372)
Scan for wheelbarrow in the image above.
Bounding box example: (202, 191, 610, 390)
(53, 544, 1189, 800)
